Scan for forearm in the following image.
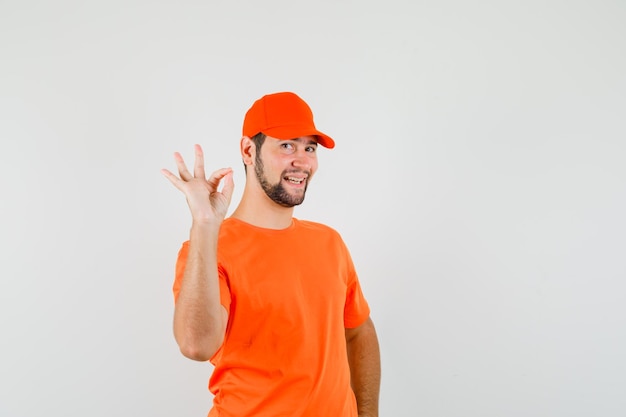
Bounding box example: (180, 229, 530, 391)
(173, 221, 227, 361)
(346, 318, 381, 417)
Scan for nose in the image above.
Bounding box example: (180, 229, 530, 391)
(292, 149, 312, 170)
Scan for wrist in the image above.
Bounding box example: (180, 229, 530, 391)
(190, 219, 222, 235)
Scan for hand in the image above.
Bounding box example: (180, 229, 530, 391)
(161, 144, 234, 225)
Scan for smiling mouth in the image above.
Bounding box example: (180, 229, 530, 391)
(285, 176, 306, 185)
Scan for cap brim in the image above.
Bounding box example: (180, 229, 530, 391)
(261, 127, 335, 149)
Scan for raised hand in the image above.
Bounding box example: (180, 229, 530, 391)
(161, 144, 234, 225)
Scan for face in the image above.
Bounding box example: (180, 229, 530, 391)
(254, 135, 319, 207)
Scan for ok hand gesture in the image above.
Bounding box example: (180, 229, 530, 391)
(161, 144, 234, 225)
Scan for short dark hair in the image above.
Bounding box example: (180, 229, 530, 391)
(243, 132, 266, 172)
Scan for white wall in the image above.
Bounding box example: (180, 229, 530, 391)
(1, 1, 625, 416)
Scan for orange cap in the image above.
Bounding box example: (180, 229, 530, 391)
(242, 92, 335, 149)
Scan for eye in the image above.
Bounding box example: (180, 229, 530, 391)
(280, 143, 294, 151)
(305, 145, 317, 153)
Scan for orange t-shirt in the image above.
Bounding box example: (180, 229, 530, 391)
(173, 218, 370, 417)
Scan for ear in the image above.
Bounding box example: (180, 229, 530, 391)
(240, 136, 255, 166)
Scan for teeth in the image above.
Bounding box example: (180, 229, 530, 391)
(286, 177, 304, 184)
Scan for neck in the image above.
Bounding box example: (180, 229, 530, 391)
(231, 184, 295, 230)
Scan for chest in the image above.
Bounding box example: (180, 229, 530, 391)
(228, 248, 347, 317)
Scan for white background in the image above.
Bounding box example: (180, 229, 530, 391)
(1, 1, 625, 416)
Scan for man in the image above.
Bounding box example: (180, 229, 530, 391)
(162, 92, 381, 417)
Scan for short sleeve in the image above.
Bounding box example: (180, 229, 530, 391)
(344, 275, 371, 328)
(341, 241, 370, 328)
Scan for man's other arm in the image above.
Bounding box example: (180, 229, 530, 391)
(345, 316, 381, 417)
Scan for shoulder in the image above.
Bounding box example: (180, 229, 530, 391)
(295, 219, 356, 268)
(295, 218, 340, 235)
(293, 218, 346, 245)
(218, 217, 241, 239)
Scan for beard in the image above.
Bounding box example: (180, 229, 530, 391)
(255, 153, 309, 207)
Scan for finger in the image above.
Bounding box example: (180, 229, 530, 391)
(161, 168, 185, 192)
(221, 171, 235, 206)
(174, 152, 193, 181)
(193, 144, 206, 179)
(206, 167, 234, 191)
